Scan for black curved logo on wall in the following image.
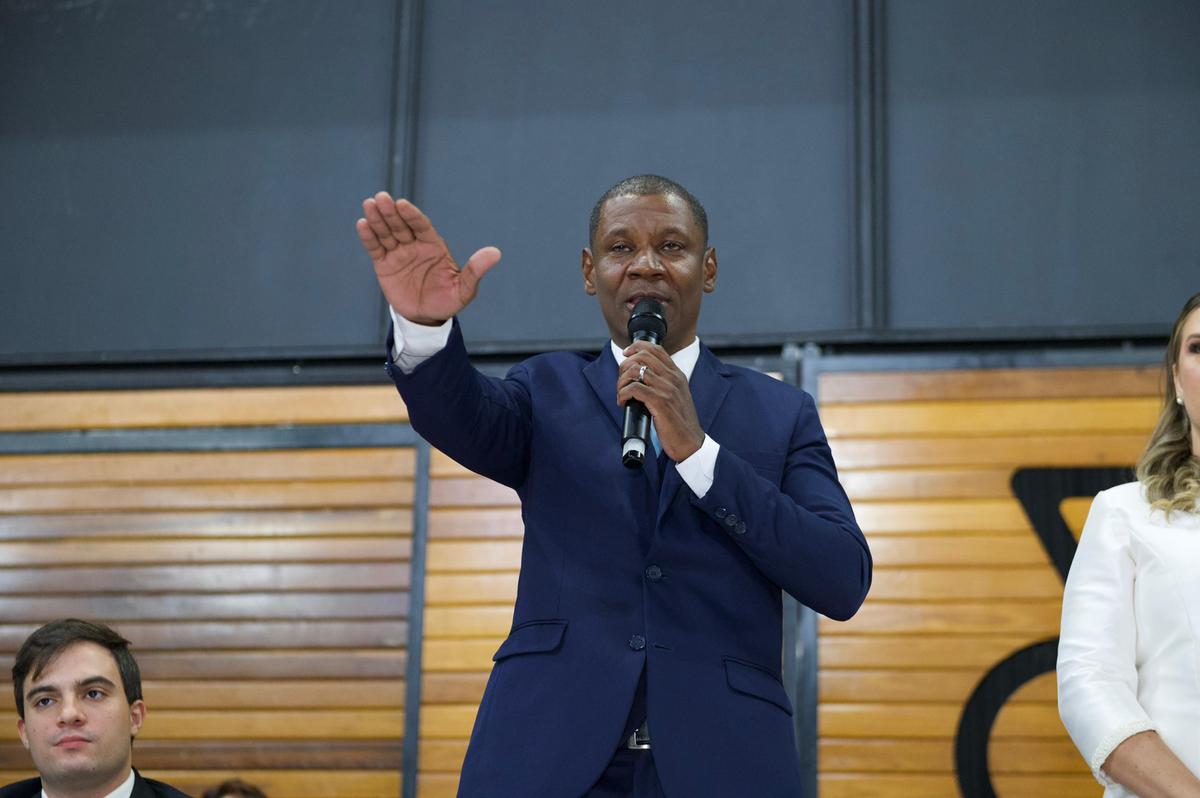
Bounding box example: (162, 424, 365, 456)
(953, 467, 1132, 798)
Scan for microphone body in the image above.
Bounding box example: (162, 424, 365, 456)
(621, 299, 667, 469)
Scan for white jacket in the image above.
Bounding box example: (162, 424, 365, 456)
(1058, 481, 1200, 796)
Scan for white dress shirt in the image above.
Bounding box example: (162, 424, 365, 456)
(42, 768, 134, 798)
(1057, 481, 1200, 795)
(389, 309, 721, 497)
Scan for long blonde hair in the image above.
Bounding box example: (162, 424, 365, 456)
(1136, 292, 1200, 515)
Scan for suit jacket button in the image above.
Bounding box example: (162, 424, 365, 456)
(628, 634, 646, 651)
(735, 521, 747, 535)
(714, 507, 728, 519)
(645, 565, 663, 581)
(724, 514, 739, 528)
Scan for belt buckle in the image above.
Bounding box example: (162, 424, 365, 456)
(625, 722, 651, 750)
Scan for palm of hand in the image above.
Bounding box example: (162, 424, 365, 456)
(373, 236, 469, 324)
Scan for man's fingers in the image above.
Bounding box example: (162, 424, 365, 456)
(395, 199, 440, 243)
(375, 193, 417, 243)
(355, 218, 386, 259)
(362, 197, 401, 246)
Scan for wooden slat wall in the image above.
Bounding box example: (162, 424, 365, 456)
(818, 365, 1160, 797)
(418, 454, 520, 798)
(0, 386, 412, 798)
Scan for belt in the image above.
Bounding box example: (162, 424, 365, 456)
(625, 720, 651, 750)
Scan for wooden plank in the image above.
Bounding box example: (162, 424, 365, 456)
(820, 636, 1050, 669)
(820, 739, 951, 773)
(840, 467, 1013, 500)
(0, 740, 403, 770)
(420, 704, 479, 739)
(989, 737, 1090, 774)
(819, 669, 1055, 704)
(819, 773, 958, 798)
(0, 480, 414, 514)
(819, 600, 1061, 636)
(431, 452, 472, 478)
(421, 673, 489, 704)
(819, 736, 1085, 775)
(0, 563, 410, 595)
(426, 541, 523, 573)
(990, 774, 1099, 797)
(852, 500, 1028, 534)
(865, 568, 1063, 601)
(139, 680, 405, 709)
(0, 709, 404, 740)
(0, 386, 407, 431)
(418, 772, 460, 798)
(424, 606, 513, 638)
(430, 478, 519, 507)
(818, 367, 1159, 404)
(0, 449, 416, 486)
(820, 702, 1067, 739)
(820, 397, 1158, 439)
(428, 508, 524, 539)
(131, 651, 407, 680)
(0, 540, 410, 568)
(419, 739, 469, 773)
(423, 640, 500, 673)
(827, 433, 1145, 469)
(865, 534, 1047, 567)
(0, 621, 408, 652)
(0, 509, 413, 540)
(424, 573, 519, 606)
(0, 592, 409, 623)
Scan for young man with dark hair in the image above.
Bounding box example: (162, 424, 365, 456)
(2, 619, 189, 798)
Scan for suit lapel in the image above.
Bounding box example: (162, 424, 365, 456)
(583, 345, 623, 434)
(656, 345, 731, 527)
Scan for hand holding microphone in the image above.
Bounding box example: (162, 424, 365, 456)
(621, 299, 668, 468)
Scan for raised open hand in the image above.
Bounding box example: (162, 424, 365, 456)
(356, 192, 501, 325)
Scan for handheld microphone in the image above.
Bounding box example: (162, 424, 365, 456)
(621, 299, 667, 469)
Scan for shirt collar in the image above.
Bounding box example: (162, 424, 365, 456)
(610, 336, 702, 381)
(43, 768, 135, 798)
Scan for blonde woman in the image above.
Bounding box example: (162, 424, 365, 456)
(1058, 291, 1200, 798)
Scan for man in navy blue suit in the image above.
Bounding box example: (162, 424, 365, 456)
(357, 175, 872, 797)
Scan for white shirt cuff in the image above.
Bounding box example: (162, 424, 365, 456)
(676, 435, 719, 498)
(390, 307, 453, 373)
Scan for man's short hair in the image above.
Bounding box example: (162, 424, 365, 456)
(11, 618, 143, 720)
(588, 174, 709, 249)
(203, 779, 269, 798)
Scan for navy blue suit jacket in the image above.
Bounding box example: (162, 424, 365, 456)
(388, 321, 871, 797)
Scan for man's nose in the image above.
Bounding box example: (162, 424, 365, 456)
(629, 248, 663, 275)
(57, 697, 85, 725)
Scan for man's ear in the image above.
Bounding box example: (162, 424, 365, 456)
(703, 247, 718, 293)
(17, 717, 28, 749)
(581, 248, 597, 296)
(128, 700, 146, 737)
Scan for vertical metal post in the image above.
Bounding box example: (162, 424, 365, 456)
(401, 439, 432, 798)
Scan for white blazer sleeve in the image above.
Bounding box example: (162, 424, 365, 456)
(1057, 488, 1156, 785)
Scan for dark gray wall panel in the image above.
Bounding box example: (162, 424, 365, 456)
(884, 0, 1200, 336)
(0, 0, 396, 364)
(413, 0, 853, 352)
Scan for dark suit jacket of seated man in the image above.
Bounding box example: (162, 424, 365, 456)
(358, 174, 873, 797)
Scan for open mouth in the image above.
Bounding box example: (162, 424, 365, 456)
(624, 294, 669, 312)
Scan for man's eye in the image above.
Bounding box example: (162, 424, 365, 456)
(85, 689, 106, 700)
(611, 243, 631, 253)
(661, 241, 683, 251)
(34, 697, 54, 708)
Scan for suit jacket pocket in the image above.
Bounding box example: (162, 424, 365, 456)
(492, 619, 568, 662)
(723, 656, 793, 715)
